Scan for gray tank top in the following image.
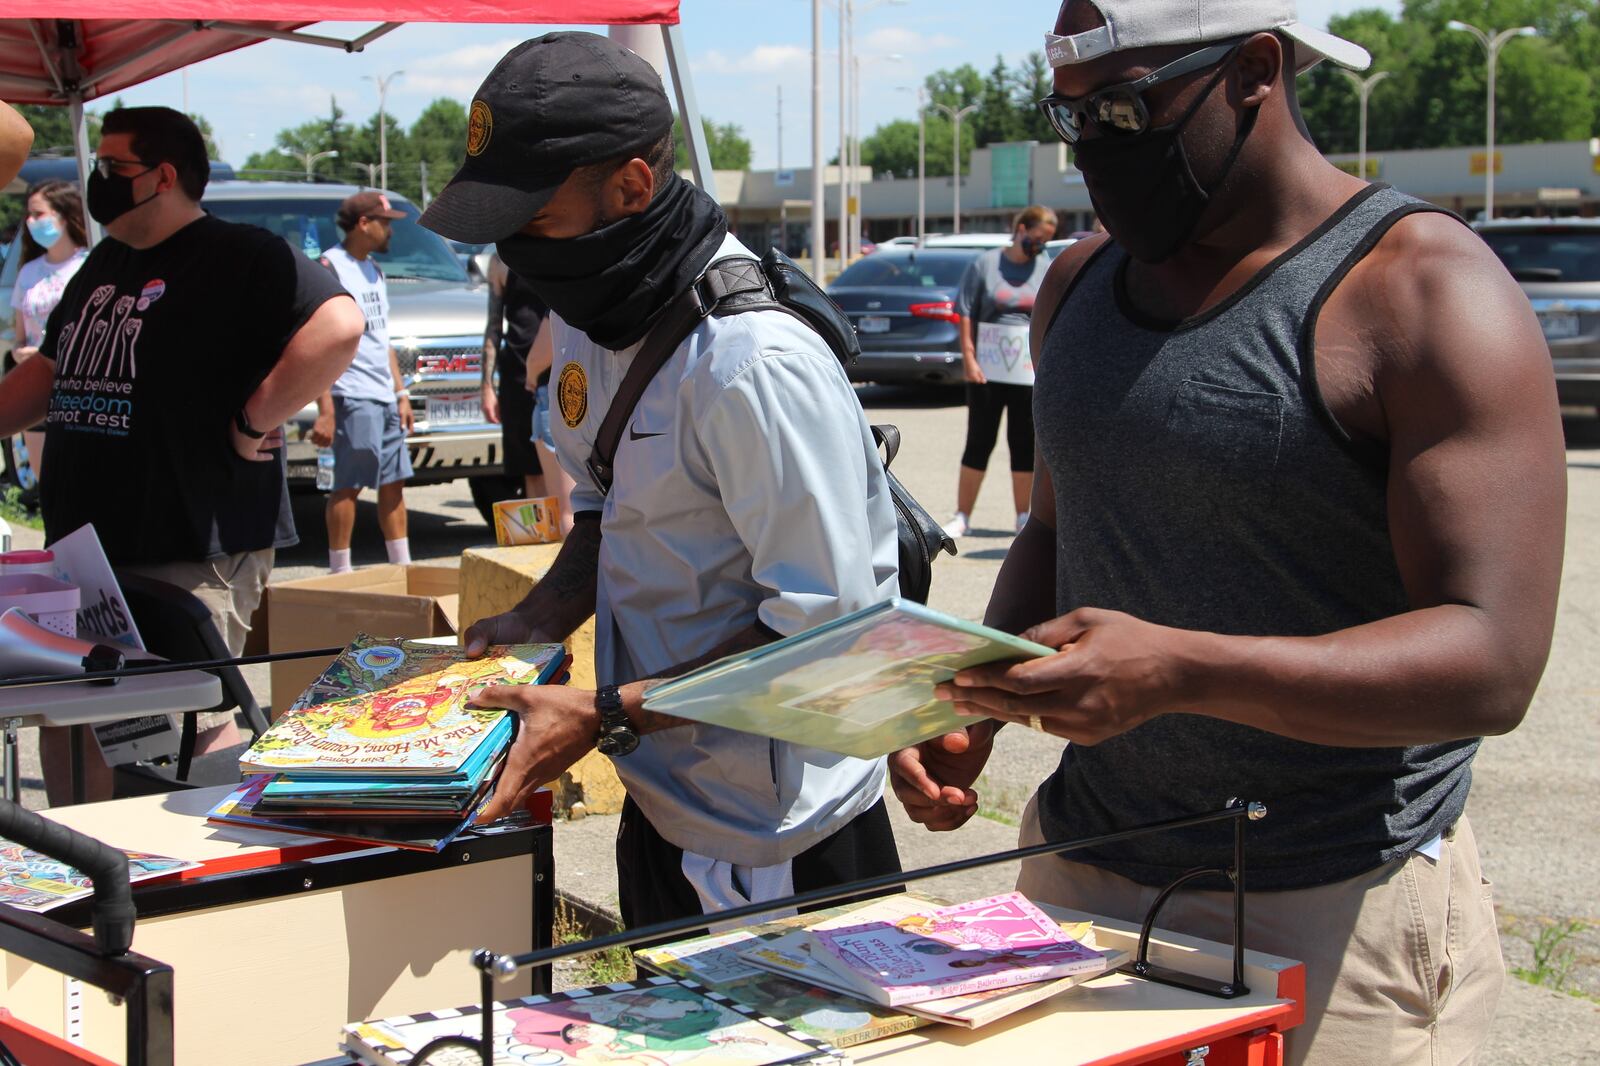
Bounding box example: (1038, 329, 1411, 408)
(1033, 184, 1478, 890)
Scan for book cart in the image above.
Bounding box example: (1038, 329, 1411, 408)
(0, 784, 554, 1065)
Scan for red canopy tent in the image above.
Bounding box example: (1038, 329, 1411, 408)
(0, 3, 716, 235)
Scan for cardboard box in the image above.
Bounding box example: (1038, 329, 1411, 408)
(266, 564, 460, 715)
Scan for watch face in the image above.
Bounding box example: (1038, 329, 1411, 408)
(598, 728, 639, 757)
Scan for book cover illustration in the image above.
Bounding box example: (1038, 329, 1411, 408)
(245, 639, 564, 775)
(803, 893, 1108, 1006)
(0, 838, 198, 912)
(341, 975, 844, 1066)
(636, 896, 942, 1047)
(642, 599, 1053, 759)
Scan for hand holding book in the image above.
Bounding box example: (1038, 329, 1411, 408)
(467, 682, 600, 825)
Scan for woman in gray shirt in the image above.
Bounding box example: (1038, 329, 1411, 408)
(946, 205, 1056, 538)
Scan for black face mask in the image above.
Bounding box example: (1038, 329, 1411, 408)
(496, 173, 729, 351)
(1071, 62, 1256, 264)
(86, 166, 159, 226)
(1018, 234, 1045, 258)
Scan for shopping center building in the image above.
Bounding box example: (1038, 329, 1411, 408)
(710, 138, 1600, 253)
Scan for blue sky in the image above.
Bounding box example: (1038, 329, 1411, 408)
(101, 1, 1401, 171)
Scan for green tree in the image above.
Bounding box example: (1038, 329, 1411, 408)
(672, 117, 752, 171)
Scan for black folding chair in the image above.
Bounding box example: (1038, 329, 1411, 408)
(105, 572, 269, 797)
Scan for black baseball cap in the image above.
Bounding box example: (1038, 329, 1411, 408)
(420, 32, 674, 244)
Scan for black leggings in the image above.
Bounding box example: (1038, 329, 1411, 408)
(961, 382, 1035, 473)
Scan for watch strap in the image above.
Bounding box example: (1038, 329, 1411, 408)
(234, 408, 267, 439)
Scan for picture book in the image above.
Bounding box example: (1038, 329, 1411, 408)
(286, 635, 567, 713)
(641, 599, 1054, 758)
(635, 895, 946, 1047)
(259, 716, 515, 804)
(796, 893, 1107, 1006)
(243, 639, 564, 777)
(206, 775, 487, 852)
(340, 975, 845, 1066)
(0, 838, 198, 913)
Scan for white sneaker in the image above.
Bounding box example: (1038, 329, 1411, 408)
(943, 512, 970, 538)
(1016, 511, 1030, 533)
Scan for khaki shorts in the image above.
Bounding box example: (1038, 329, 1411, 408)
(1017, 794, 1502, 1066)
(118, 549, 274, 731)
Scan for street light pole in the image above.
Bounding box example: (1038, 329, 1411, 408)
(895, 80, 926, 241)
(1447, 20, 1538, 221)
(295, 148, 339, 180)
(811, 0, 826, 278)
(354, 160, 379, 186)
(364, 70, 404, 192)
(1338, 69, 1390, 182)
(837, 0, 849, 272)
(932, 102, 977, 233)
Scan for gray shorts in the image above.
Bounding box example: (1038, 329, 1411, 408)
(332, 395, 413, 491)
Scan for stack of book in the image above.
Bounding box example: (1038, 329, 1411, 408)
(207, 636, 567, 851)
(636, 892, 1123, 1044)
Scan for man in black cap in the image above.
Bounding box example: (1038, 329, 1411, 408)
(424, 32, 903, 928)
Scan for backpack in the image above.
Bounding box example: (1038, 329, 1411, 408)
(587, 248, 956, 603)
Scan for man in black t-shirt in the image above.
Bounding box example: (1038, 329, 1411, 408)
(0, 107, 363, 803)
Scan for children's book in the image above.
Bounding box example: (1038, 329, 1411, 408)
(0, 838, 198, 913)
(258, 716, 515, 806)
(242, 639, 564, 777)
(205, 775, 491, 852)
(782, 893, 1107, 1007)
(635, 895, 944, 1048)
(340, 975, 845, 1066)
(641, 599, 1054, 758)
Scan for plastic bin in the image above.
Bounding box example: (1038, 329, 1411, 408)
(0, 574, 80, 637)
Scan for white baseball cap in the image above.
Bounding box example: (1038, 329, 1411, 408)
(1046, 0, 1371, 73)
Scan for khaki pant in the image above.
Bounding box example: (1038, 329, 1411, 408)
(1017, 794, 1502, 1066)
(119, 548, 274, 729)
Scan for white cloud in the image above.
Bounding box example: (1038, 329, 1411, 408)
(858, 27, 960, 57)
(697, 44, 812, 77)
(410, 38, 526, 74)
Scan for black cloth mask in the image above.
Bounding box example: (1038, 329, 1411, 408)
(496, 173, 729, 351)
(1072, 61, 1257, 264)
(86, 167, 159, 226)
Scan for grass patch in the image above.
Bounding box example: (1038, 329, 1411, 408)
(0, 486, 42, 533)
(972, 772, 1027, 827)
(1505, 915, 1592, 998)
(553, 900, 635, 986)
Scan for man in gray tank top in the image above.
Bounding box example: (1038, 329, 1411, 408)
(890, 3, 1564, 1064)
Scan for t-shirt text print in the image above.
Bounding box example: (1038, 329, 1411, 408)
(46, 279, 162, 437)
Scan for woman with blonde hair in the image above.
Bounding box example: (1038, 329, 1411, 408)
(945, 204, 1056, 538)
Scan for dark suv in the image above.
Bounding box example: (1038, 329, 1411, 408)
(1478, 218, 1600, 408)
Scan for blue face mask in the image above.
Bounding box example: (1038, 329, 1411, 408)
(26, 215, 62, 248)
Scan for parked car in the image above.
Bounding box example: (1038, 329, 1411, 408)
(877, 235, 920, 249)
(1477, 218, 1600, 409)
(919, 233, 1015, 250)
(827, 248, 983, 386)
(199, 181, 516, 521)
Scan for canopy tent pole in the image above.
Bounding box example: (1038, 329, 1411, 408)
(192, 20, 403, 52)
(67, 91, 101, 246)
(661, 23, 714, 198)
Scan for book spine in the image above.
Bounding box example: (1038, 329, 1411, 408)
(887, 958, 1102, 1004)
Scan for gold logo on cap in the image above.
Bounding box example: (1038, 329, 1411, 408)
(467, 100, 493, 157)
(558, 362, 589, 429)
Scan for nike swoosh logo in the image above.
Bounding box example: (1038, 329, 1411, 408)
(629, 427, 666, 441)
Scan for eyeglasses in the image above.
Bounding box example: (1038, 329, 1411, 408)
(1036, 38, 1245, 145)
(89, 154, 158, 180)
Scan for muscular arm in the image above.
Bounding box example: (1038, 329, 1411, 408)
(957, 216, 1564, 749)
(1180, 214, 1563, 745)
(241, 296, 363, 429)
(0, 355, 54, 437)
(0, 103, 31, 187)
(465, 517, 603, 653)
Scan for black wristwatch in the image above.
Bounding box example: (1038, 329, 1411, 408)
(233, 408, 267, 439)
(595, 685, 639, 757)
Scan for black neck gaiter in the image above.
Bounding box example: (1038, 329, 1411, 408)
(496, 173, 729, 350)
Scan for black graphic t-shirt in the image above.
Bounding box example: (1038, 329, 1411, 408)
(40, 215, 350, 564)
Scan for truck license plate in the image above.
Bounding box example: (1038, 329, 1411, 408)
(858, 315, 892, 334)
(1542, 312, 1580, 340)
(426, 394, 482, 427)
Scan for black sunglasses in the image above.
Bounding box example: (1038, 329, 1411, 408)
(1036, 38, 1246, 145)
